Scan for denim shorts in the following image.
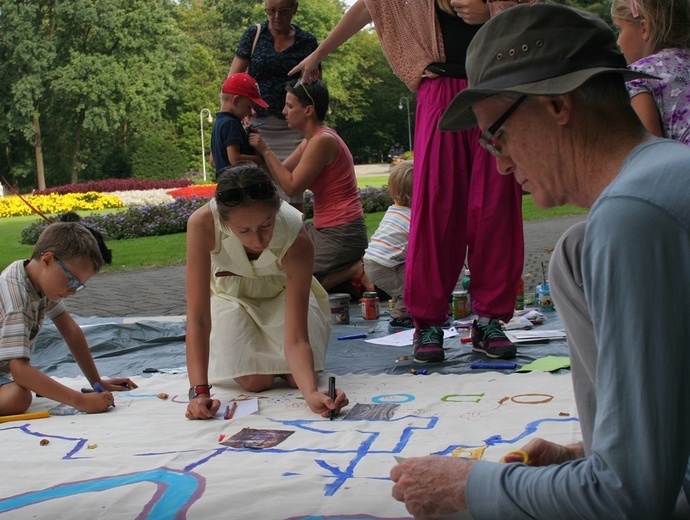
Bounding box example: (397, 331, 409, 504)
(0, 376, 12, 386)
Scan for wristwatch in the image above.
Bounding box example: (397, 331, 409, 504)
(188, 384, 212, 400)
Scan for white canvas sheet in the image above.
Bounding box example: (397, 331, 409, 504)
(0, 371, 579, 519)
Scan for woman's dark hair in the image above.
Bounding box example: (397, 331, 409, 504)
(215, 164, 281, 221)
(58, 211, 113, 265)
(286, 79, 329, 121)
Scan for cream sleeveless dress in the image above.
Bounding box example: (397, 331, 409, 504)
(207, 200, 331, 383)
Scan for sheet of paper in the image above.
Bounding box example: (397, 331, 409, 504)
(505, 329, 566, 343)
(516, 356, 571, 373)
(214, 397, 259, 420)
(365, 327, 459, 347)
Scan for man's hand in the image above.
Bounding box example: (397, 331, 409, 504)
(391, 456, 474, 518)
(501, 438, 584, 466)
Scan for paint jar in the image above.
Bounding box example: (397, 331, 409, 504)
(329, 293, 351, 324)
(360, 291, 380, 320)
(462, 269, 471, 291)
(536, 282, 555, 312)
(452, 290, 471, 319)
(515, 277, 525, 310)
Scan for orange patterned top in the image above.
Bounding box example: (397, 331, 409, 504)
(364, 0, 445, 92)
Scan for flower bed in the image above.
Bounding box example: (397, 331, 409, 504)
(16, 179, 393, 244)
(168, 185, 217, 199)
(20, 197, 210, 244)
(35, 178, 192, 196)
(0, 192, 124, 218)
(108, 189, 175, 207)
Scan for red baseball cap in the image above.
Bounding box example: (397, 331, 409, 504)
(222, 73, 269, 108)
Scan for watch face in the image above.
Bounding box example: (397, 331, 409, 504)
(188, 388, 196, 400)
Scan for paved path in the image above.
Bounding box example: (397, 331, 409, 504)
(64, 214, 586, 318)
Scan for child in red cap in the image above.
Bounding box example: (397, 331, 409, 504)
(209, 73, 269, 176)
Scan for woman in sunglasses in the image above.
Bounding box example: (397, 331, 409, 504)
(185, 164, 348, 420)
(249, 80, 373, 294)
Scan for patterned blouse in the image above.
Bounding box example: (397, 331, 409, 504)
(626, 48, 690, 145)
(236, 21, 318, 119)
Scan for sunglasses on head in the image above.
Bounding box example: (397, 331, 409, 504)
(216, 180, 276, 207)
(294, 79, 315, 106)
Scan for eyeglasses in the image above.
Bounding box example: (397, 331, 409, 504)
(265, 7, 294, 16)
(479, 95, 527, 158)
(55, 257, 86, 292)
(295, 79, 315, 106)
(216, 181, 276, 207)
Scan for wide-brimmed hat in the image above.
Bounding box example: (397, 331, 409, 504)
(222, 73, 269, 108)
(439, 3, 656, 131)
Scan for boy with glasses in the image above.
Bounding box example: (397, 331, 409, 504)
(0, 222, 136, 417)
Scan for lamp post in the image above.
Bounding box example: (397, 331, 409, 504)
(199, 108, 213, 182)
(398, 96, 412, 152)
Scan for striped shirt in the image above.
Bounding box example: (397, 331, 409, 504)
(0, 260, 66, 377)
(363, 205, 411, 268)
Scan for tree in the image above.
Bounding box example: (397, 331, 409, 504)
(0, 1, 59, 190)
(0, 0, 180, 189)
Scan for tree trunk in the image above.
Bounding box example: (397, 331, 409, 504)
(70, 109, 86, 184)
(33, 116, 46, 191)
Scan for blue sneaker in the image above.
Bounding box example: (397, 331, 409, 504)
(413, 327, 445, 363)
(471, 319, 517, 359)
(388, 317, 415, 333)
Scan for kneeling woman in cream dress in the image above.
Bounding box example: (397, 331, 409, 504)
(185, 164, 348, 420)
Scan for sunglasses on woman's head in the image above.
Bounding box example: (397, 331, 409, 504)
(216, 181, 276, 207)
(294, 79, 315, 106)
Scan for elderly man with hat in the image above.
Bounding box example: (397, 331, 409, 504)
(390, 3, 690, 518)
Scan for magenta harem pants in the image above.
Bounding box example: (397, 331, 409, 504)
(404, 76, 524, 328)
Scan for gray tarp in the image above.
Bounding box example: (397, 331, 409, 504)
(31, 307, 568, 379)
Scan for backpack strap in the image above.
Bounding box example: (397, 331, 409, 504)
(250, 23, 262, 59)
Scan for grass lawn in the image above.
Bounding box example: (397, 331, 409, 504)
(0, 195, 586, 273)
(356, 175, 389, 189)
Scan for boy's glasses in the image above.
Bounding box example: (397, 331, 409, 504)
(54, 257, 86, 292)
(216, 181, 276, 207)
(295, 79, 315, 106)
(479, 95, 527, 158)
(265, 7, 294, 17)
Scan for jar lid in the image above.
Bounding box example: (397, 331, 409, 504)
(362, 291, 378, 297)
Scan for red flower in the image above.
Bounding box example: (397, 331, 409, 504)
(168, 185, 217, 199)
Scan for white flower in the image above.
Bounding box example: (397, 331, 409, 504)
(106, 189, 175, 207)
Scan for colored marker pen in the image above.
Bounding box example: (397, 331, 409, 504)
(328, 376, 336, 421)
(337, 333, 367, 340)
(92, 381, 116, 407)
(470, 362, 517, 370)
(224, 402, 237, 420)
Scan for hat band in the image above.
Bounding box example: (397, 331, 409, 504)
(475, 54, 627, 90)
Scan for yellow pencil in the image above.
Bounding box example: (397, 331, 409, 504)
(0, 411, 51, 423)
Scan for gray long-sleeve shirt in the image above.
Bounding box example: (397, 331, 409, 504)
(467, 140, 690, 518)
